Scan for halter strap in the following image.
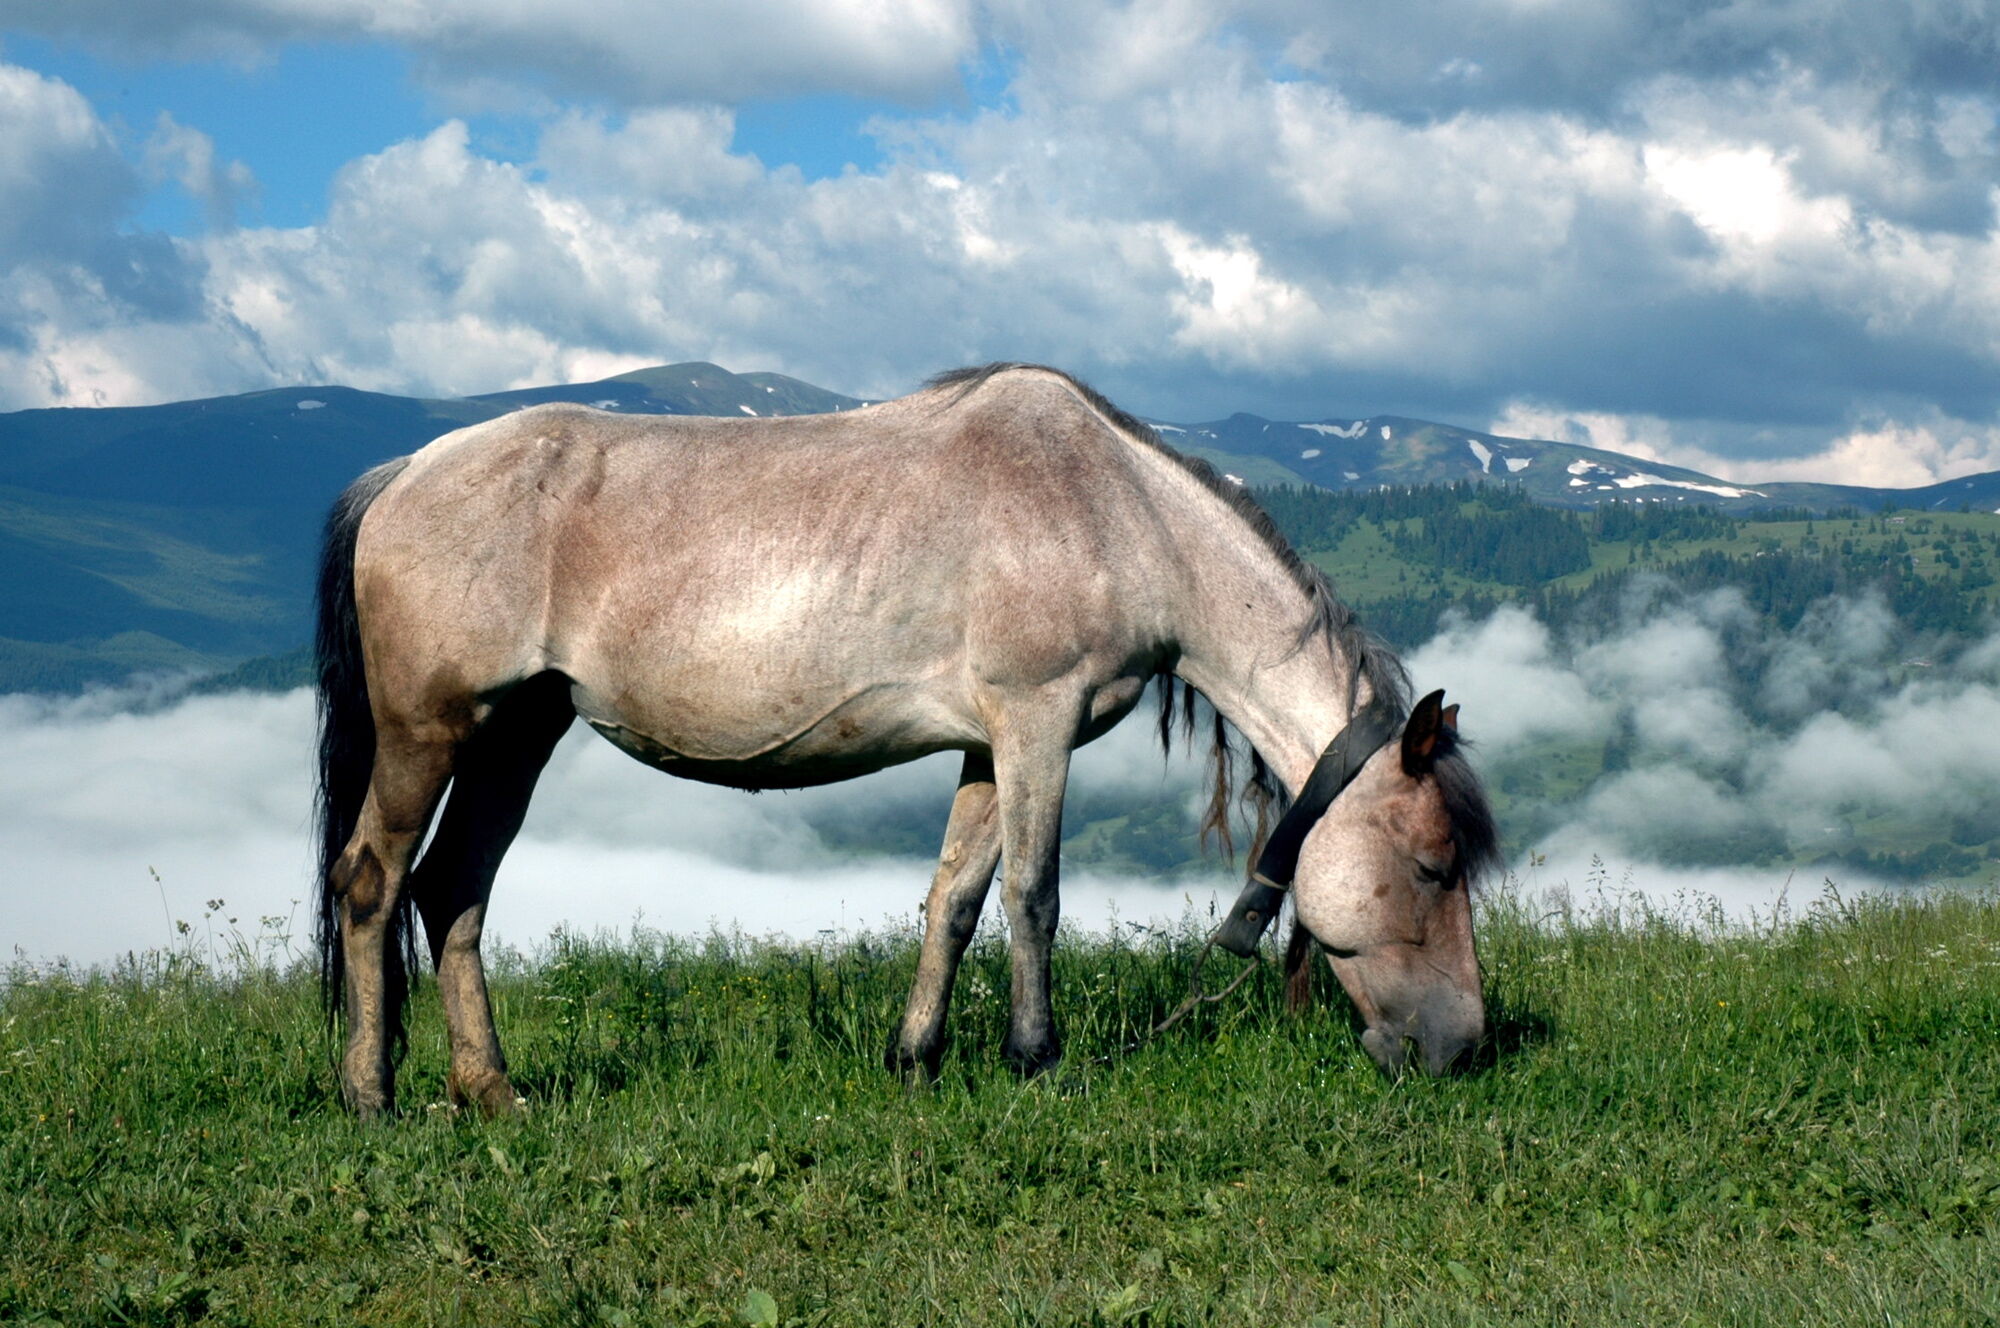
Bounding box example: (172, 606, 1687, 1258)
(1210, 695, 1403, 956)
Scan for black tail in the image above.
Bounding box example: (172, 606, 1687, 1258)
(314, 457, 414, 1034)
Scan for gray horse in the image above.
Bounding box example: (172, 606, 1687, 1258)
(314, 362, 1498, 1116)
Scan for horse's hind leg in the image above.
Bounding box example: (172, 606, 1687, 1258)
(334, 722, 457, 1117)
(888, 754, 1001, 1083)
(408, 673, 574, 1117)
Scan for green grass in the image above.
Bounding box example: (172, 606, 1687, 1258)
(4, 889, 1999, 1326)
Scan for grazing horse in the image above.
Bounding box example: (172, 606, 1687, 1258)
(314, 363, 1499, 1116)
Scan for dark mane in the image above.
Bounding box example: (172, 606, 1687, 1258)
(927, 362, 1498, 887)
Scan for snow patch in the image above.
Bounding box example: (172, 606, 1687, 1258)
(1343, 471, 1360, 481)
(1467, 440, 1493, 473)
(296, 399, 325, 411)
(1223, 473, 1244, 485)
(739, 405, 758, 416)
(1154, 423, 1185, 433)
(1567, 455, 1761, 499)
(1504, 457, 1532, 473)
(1380, 425, 1393, 440)
(1568, 478, 1589, 488)
(1300, 421, 1366, 438)
(1300, 448, 1321, 459)
(591, 399, 621, 409)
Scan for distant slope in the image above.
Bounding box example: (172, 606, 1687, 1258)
(470, 361, 865, 417)
(0, 364, 863, 689)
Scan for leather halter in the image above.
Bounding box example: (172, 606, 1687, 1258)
(1211, 695, 1403, 956)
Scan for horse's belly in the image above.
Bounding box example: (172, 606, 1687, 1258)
(573, 677, 974, 790)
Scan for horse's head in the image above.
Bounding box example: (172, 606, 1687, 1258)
(1291, 690, 1495, 1076)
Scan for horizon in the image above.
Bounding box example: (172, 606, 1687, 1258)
(3, 354, 1993, 499)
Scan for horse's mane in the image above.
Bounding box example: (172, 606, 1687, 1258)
(926, 362, 1500, 887)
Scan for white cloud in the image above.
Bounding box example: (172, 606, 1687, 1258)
(0, 680, 1233, 969)
(1406, 605, 1615, 750)
(1645, 142, 1848, 247)
(0, 9, 1997, 473)
(22, 578, 1994, 969)
(0, 0, 977, 106)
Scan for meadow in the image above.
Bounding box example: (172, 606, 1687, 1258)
(3, 885, 1998, 1327)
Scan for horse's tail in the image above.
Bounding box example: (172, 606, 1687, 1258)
(314, 457, 413, 1030)
(1282, 917, 1319, 1014)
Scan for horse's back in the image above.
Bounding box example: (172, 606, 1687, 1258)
(353, 381, 1175, 778)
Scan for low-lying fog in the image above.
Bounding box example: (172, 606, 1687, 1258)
(6, 581, 1991, 970)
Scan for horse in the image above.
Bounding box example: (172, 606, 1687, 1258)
(313, 362, 1499, 1117)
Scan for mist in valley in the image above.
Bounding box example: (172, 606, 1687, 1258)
(4, 580, 1992, 970)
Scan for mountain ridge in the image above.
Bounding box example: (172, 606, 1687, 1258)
(2, 361, 1991, 690)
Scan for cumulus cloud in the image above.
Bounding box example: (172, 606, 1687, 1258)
(141, 112, 256, 231)
(0, 0, 976, 106)
(0, 3, 1998, 481)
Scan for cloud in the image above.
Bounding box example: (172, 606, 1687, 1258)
(0, 683, 1228, 969)
(0, 63, 214, 405)
(1411, 579, 2000, 898)
(9, 569, 1997, 971)
(0, 0, 977, 106)
(141, 112, 257, 231)
(1405, 605, 1615, 751)
(1, 5, 1999, 482)
(1244, 0, 2000, 119)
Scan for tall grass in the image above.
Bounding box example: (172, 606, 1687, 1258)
(3, 885, 1997, 1326)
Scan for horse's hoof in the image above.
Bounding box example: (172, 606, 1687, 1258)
(884, 1039, 942, 1088)
(340, 1076, 396, 1120)
(449, 1070, 524, 1119)
(1001, 1034, 1063, 1078)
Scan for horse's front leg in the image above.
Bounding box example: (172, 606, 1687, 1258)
(888, 754, 1001, 1083)
(990, 714, 1077, 1076)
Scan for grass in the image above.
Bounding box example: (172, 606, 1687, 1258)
(3, 887, 1999, 1326)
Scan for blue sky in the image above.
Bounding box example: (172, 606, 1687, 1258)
(1, 1, 1998, 486)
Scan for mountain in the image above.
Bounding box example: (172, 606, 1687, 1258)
(1165, 412, 1994, 515)
(0, 360, 1991, 690)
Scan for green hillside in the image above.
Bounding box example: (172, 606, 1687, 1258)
(0, 365, 860, 690)
(1262, 482, 2000, 650)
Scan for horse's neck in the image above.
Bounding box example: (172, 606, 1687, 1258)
(1165, 543, 1362, 796)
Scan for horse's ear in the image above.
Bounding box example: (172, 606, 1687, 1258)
(1401, 689, 1448, 775)
(1441, 703, 1460, 732)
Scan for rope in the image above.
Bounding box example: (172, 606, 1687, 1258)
(1097, 928, 1270, 1064)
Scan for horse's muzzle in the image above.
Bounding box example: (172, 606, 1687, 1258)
(1361, 1015, 1483, 1077)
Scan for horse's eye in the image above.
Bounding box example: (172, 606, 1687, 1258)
(1415, 861, 1451, 886)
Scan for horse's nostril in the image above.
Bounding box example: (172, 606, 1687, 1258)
(1426, 1033, 1479, 1076)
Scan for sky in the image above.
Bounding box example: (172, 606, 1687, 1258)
(1, 1, 1998, 487)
